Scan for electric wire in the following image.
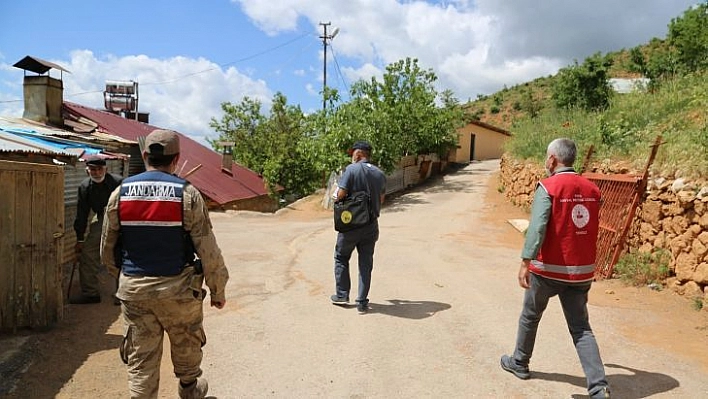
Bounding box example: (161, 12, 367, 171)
(329, 45, 351, 101)
(0, 32, 313, 103)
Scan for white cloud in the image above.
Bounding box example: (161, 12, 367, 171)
(342, 64, 384, 86)
(1, 50, 272, 145)
(1, 0, 698, 143)
(305, 83, 317, 96)
(235, 0, 698, 104)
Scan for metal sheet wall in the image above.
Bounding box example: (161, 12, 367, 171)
(128, 146, 145, 176)
(386, 168, 404, 194)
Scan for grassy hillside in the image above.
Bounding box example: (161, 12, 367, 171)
(466, 53, 708, 179)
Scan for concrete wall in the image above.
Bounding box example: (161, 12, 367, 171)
(451, 123, 510, 163)
(217, 194, 278, 213)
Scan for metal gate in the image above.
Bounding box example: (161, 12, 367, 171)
(581, 136, 662, 279)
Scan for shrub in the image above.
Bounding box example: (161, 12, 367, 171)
(613, 249, 671, 286)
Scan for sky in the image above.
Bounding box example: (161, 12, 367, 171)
(0, 0, 699, 145)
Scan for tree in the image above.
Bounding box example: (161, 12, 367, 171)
(626, 41, 680, 89)
(521, 88, 542, 118)
(210, 58, 464, 201)
(258, 93, 316, 197)
(552, 53, 613, 111)
(210, 93, 315, 197)
(336, 58, 462, 172)
(209, 97, 268, 173)
(668, 1, 708, 73)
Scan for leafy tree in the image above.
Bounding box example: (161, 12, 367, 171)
(627, 39, 681, 87)
(336, 57, 461, 172)
(668, 2, 708, 73)
(258, 93, 318, 197)
(210, 93, 315, 197)
(521, 88, 542, 118)
(210, 58, 463, 201)
(208, 97, 267, 172)
(552, 52, 614, 111)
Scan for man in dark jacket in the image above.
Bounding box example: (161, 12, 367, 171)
(71, 156, 122, 304)
(331, 140, 386, 314)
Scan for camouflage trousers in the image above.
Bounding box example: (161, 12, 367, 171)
(121, 296, 206, 399)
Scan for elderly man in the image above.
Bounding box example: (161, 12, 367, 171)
(71, 156, 122, 304)
(500, 138, 610, 399)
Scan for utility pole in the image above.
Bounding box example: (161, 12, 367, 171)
(319, 22, 339, 114)
(319, 22, 331, 113)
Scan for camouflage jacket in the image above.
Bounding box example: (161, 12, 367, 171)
(101, 181, 229, 303)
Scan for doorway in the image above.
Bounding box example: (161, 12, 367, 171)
(469, 134, 476, 162)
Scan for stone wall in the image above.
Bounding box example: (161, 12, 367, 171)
(498, 154, 708, 309)
(630, 178, 708, 299)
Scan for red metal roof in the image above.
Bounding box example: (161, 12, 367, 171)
(63, 102, 269, 205)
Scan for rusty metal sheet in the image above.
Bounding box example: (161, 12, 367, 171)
(586, 175, 642, 279)
(582, 172, 641, 183)
(583, 136, 662, 280)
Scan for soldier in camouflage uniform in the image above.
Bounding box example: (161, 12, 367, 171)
(101, 129, 229, 399)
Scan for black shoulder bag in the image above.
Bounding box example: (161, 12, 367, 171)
(334, 163, 373, 232)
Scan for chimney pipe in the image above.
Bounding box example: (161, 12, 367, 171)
(23, 75, 64, 126)
(13, 56, 70, 126)
(219, 141, 235, 176)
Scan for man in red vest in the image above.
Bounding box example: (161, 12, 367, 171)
(500, 138, 610, 399)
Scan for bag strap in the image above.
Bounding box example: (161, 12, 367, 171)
(359, 162, 374, 214)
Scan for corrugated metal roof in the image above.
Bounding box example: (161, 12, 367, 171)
(63, 102, 269, 205)
(0, 117, 129, 163)
(0, 119, 84, 158)
(0, 115, 129, 145)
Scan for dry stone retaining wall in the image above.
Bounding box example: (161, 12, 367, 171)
(499, 154, 708, 310)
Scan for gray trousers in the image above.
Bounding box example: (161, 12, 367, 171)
(512, 272, 608, 396)
(333, 221, 379, 304)
(78, 218, 102, 297)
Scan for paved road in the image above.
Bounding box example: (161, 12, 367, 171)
(3, 160, 707, 398)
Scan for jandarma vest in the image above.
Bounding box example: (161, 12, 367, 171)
(530, 171, 601, 283)
(118, 170, 194, 276)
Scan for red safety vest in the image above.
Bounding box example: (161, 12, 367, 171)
(530, 171, 601, 282)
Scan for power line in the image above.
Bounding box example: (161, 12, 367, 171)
(0, 32, 313, 103)
(143, 32, 312, 87)
(271, 39, 318, 79)
(329, 44, 350, 100)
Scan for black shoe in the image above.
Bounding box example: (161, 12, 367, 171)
(330, 294, 349, 304)
(500, 355, 530, 380)
(357, 302, 369, 314)
(69, 295, 101, 304)
(590, 386, 611, 399)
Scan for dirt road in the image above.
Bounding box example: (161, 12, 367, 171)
(3, 160, 708, 398)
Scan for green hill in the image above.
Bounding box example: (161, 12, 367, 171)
(466, 3, 708, 179)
